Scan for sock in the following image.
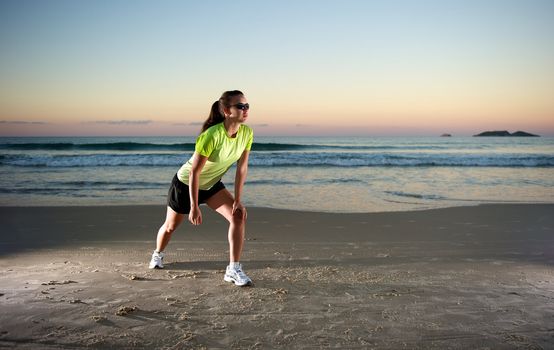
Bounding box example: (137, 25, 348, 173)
(229, 262, 240, 269)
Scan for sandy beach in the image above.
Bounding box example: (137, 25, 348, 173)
(0, 204, 553, 349)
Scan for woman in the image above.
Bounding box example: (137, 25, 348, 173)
(149, 90, 253, 287)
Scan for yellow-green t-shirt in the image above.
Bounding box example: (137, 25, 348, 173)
(177, 123, 253, 190)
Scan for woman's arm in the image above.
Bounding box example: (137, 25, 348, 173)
(188, 152, 208, 225)
(233, 150, 250, 219)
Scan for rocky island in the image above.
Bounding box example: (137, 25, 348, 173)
(474, 130, 539, 137)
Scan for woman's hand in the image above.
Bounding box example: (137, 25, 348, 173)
(232, 201, 247, 221)
(189, 205, 202, 225)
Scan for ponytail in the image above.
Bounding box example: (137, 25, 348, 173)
(201, 100, 225, 133)
(200, 90, 244, 133)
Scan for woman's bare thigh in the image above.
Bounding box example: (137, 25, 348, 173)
(205, 189, 236, 223)
(164, 206, 186, 230)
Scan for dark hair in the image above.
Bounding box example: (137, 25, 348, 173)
(201, 90, 244, 133)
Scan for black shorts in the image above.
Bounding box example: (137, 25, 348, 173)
(167, 174, 226, 214)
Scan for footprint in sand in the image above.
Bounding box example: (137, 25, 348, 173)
(91, 315, 107, 322)
(116, 306, 138, 316)
(41, 280, 78, 285)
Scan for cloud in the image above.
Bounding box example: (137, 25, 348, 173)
(171, 122, 268, 127)
(85, 120, 153, 125)
(0, 120, 49, 125)
(171, 122, 269, 127)
(170, 122, 203, 126)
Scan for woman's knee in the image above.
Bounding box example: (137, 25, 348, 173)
(163, 221, 180, 234)
(231, 211, 247, 226)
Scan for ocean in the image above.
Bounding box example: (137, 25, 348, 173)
(1, 135, 553, 213)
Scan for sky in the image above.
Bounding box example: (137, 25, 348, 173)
(0, 0, 553, 137)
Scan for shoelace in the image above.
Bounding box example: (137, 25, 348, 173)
(235, 269, 249, 281)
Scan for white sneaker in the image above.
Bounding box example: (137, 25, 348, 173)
(223, 263, 252, 287)
(149, 251, 164, 269)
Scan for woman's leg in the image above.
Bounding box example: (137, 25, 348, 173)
(205, 189, 246, 262)
(155, 206, 186, 252)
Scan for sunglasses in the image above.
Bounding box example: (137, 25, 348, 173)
(232, 103, 250, 111)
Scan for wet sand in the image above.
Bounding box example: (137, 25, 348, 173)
(0, 204, 553, 349)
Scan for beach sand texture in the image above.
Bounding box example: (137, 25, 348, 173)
(1, 204, 553, 349)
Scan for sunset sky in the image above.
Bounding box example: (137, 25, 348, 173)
(1, 0, 553, 136)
